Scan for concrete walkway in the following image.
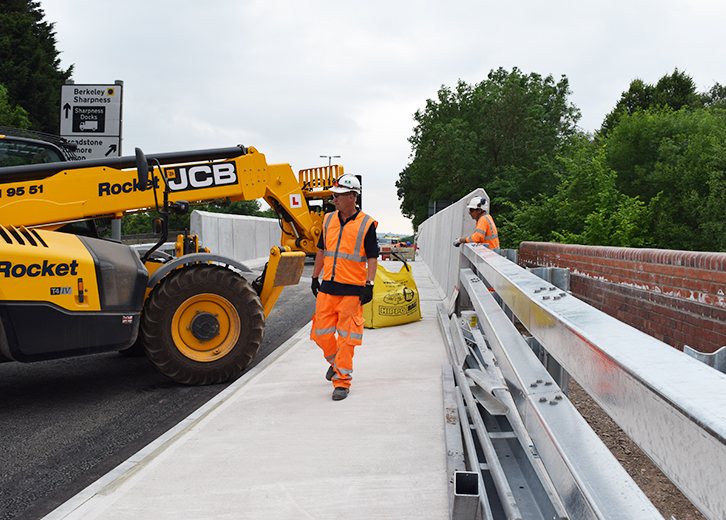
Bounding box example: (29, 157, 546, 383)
(45, 259, 450, 520)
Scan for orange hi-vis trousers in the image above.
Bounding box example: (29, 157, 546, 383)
(310, 292, 365, 389)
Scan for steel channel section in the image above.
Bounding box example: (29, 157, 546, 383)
(439, 305, 494, 520)
(441, 365, 492, 520)
(461, 322, 567, 519)
(462, 245, 726, 519)
(447, 314, 522, 519)
(443, 364, 483, 520)
(447, 311, 568, 520)
(465, 346, 568, 520)
(454, 386, 495, 520)
(442, 365, 468, 496)
(459, 265, 665, 519)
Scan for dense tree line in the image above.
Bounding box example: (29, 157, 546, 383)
(399, 68, 726, 252)
(396, 67, 580, 230)
(0, 0, 72, 133)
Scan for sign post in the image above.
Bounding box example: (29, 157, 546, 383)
(59, 81, 123, 160)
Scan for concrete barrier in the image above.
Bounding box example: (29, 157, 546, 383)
(392, 246, 415, 261)
(417, 188, 490, 304)
(190, 210, 280, 265)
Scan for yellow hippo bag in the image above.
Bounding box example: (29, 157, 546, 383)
(362, 254, 422, 328)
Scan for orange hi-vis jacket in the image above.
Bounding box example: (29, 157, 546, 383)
(465, 214, 499, 249)
(322, 210, 376, 286)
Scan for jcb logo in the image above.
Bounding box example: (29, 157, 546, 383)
(164, 162, 238, 192)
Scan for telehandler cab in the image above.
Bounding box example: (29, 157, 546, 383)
(0, 144, 341, 384)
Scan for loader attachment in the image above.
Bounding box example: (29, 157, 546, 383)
(256, 247, 306, 318)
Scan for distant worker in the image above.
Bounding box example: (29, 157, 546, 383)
(311, 174, 379, 401)
(454, 196, 500, 250)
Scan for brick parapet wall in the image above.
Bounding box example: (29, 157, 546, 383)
(519, 242, 726, 353)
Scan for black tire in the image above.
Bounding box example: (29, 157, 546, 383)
(140, 264, 265, 385)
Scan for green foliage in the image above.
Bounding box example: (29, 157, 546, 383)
(121, 212, 153, 235)
(401, 67, 726, 252)
(605, 107, 690, 201)
(121, 199, 268, 235)
(702, 83, 726, 108)
(503, 137, 652, 248)
(600, 69, 701, 136)
(396, 67, 581, 229)
(0, 0, 73, 133)
(0, 83, 31, 128)
(507, 103, 726, 252)
(200, 199, 263, 216)
(602, 107, 726, 250)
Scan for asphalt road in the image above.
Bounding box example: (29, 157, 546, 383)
(0, 264, 316, 520)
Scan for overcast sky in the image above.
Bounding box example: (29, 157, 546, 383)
(41, 0, 726, 234)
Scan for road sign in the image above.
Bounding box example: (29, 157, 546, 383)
(63, 136, 121, 160)
(60, 83, 123, 159)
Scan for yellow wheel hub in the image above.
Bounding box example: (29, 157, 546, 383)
(171, 293, 241, 362)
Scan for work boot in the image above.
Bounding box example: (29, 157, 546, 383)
(326, 365, 335, 381)
(332, 387, 349, 401)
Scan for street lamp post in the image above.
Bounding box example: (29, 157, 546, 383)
(320, 155, 340, 166)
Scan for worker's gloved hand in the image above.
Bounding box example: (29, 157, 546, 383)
(360, 284, 373, 305)
(453, 239, 462, 247)
(311, 277, 320, 297)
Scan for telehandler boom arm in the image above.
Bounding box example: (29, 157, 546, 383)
(0, 145, 339, 254)
(0, 144, 344, 385)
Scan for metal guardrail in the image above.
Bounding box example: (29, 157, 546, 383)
(457, 244, 726, 519)
(439, 287, 663, 518)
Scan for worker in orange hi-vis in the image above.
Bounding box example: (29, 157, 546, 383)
(454, 196, 500, 251)
(310, 174, 379, 401)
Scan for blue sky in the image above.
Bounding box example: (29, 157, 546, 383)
(41, 0, 726, 234)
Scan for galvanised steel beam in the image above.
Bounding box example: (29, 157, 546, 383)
(459, 267, 663, 519)
(461, 244, 726, 520)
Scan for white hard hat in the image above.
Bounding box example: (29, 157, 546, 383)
(330, 174, 361, 194)
(466, 196, 487, 210)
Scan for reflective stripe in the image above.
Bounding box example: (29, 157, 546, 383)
(350, 331, 363, 340)
(337, 328, 349, 338)
(315, 326, 336, 336)
(483, 215, 498, 240)
(466, 214, 499, 247)
(325, 213, 371, 264)
(352, 214, 371, 259)
(473, 229, 499, 240)
(323, 213, 346, 281)
(323, 212, 334, 240)
(321, 210, 375, 284)
(323, 250, 366, 263)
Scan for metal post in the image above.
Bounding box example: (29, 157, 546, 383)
(451, 471, 480, 520)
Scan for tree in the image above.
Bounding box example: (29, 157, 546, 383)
(397, 68, 580, 231)
(0, 83, 31, 128)
(0, 1, 73, 133)
(702, 82, 726, 108)
(600, 69, 700, 136)
(504, 136, 652, 248)
(652, 69, 700, 110)
(604, 107, 726, 251)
